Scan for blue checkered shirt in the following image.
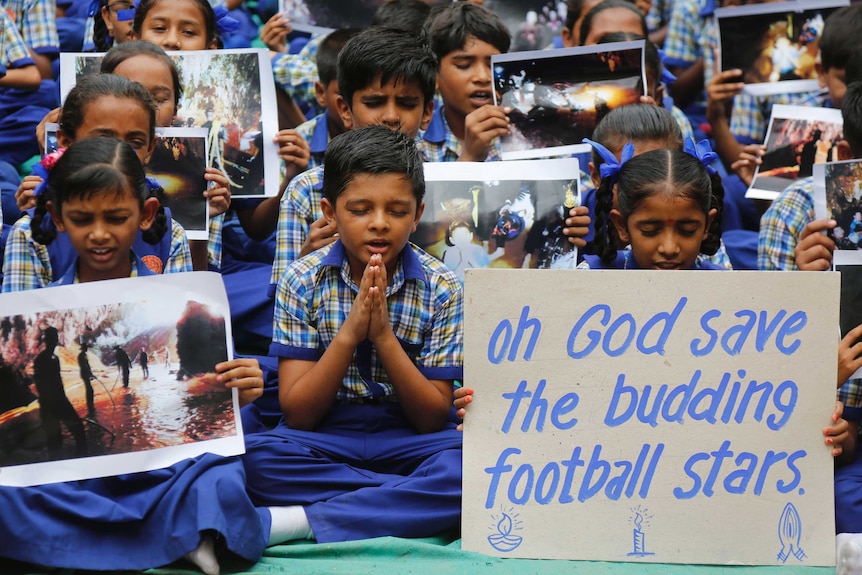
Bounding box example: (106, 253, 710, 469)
(295, 111, 328, 170)
(208, 213, 224, 269)
(270, 164, 324, 292)
(418, 102, 502, 163)
(646, 0, 675, 31)
(1, 0, 59, 55)
(730, 90, 829, 143)
(271, 240, 463, 401)
(840, 378, 862, 423)
(2, 212, 193, 292)
(757, 176, 814, 271)
(271, 35, 322, 119)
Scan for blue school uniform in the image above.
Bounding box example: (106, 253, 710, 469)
(0, 248, 269, 570)
(243, 240, 464, 543)
(580, 250, 726, 270)
(50, 251, 155, 286)
(834, 379, 862, 533)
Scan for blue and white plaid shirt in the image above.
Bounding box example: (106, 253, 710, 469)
(271, 240, 463, 401)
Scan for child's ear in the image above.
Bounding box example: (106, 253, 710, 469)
(838, 140, 855, 161)
(654, 84, 664, 108)
(139, 197, 160, 231)
(321, 197, 336, 225)
(208, 39, 219, 50)
(335, 94, 354, 131)
(47, 201, 64, 231)
(314, 81, 328, 109)
(420, 100, 434, 131)
(704, 208, 718, 239)
(588, 162, 599, 189)
(560, 27, 574, 48)
(57, 129, 73, 149)
(100, 6, 114, 36)
(412, 201, 425, 232)
(609, 209, 630, 244)
(815, 62, 827, 89)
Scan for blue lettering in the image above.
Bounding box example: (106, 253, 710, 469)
(690, 309, 721, 357)
(604, 373, 636, 427)
(702, 440, 734, 496)
(637, 297, 687, 355)
(767, 380, 797, 431)
(674, 452, 710, 499)
(777, 450, 806, 493)
(550, 393, 579, 430)
(776, 311, 807, 355)
(720, 310, 756, 355)
(754, 310, 787, 352)
(484, 448, 519, 508)
(500, 380, 531, 434)
(535, 463, 560, 505)
(754, 451, 787, 495)
(488, 320, 512, 364)
(602, 313, 636, 357)
(509, 464, 534, 505)
(567, 304, 610, 359)
(723, 452, 757, 494)
(578, 445, 610, 502)
(508, 306, 542, 362)
(558, 446, 585, 504)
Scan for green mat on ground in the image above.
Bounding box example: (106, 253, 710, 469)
(0, 535, 835, 574)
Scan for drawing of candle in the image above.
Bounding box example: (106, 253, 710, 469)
(487, 508, 523, 553)
(628, 506, 654, 557)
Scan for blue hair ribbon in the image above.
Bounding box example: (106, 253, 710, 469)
(684, 137, 719, 176)
(656, 48, 677, 85)
(698, 0, 716, 18)
(582, 138, 635, 182)
(213, 4, 240, 37)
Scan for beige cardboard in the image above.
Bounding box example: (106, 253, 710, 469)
(462, 270, 839, 565)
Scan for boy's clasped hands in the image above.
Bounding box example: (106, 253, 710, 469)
(343, 254, 392, 346)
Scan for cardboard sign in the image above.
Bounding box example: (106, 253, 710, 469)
(463, 270, 839, 565)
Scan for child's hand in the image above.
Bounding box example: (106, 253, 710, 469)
(299, 216, 339, 258)
(260, 13, 292, 53)
(825, 400, 853, 458)
(705, 51, 744, 124)
(838, 324, 862, 387)
(204, 167, 231, 217)
(367, 254, 392, 344)
(274, 129, 311, 181)
(794, 219, 836, 271)
(342, 256, 379, 345)
(460, 105, 510, 162)
(454, 386, 473, 432)
(15, 175, 43, 211)
(563, 205, 591, 248)
(35, 107, 61, 156)
(216, 358, 264, 407)
(730, 144, 766, 187)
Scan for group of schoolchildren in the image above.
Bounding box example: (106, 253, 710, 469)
(1, 0, 862, 572)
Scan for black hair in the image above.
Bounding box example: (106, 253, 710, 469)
(595, 148, 723, 263)
(42, 326, 59, 347)
(373, 0, 432, 35)
(425, 1, 511, 62)
(323, 126, 425, 206)
(132, 0, 218, 47)
(59, 74, 157, 144)
(32, 137, 167, 248)
(564, 0, 588, 34)
(336, 26, 437, 110)
(842, 82, 862, 157)
(820, 5, 862, 72)
(100, 40, 183, 108)
(92, 0, 114, 52)
(597, 32, 660, 93)
(589, 105, 684, 262)
(316, 28, 361, 87)
(579, 0, 647, 46)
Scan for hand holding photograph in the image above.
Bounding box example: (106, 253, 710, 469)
(492, 41, 646, 160)
(747, 104, 843, 201)
(418, 158, 580, 280)
(0, 273, 241, 486)
(716, 0, 849, 97)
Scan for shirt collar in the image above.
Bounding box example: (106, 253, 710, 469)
(699, 0, 716, 17)
(422, 101, 447, 144)
(321, 239, 427, 283)
(310, 110, 330, 154)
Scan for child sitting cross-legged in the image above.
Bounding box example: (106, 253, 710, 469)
(242, 125, 464, 544)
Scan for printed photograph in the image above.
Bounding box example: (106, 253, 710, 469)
(44, 122, 59, 155)
(0, 275, 238, 486)
(747, 104, 843, 200)
(417, 159, 580, 281)
(493, 41, 645, 160)
(834, 251, 862, 380)
(716, 0, 848, 96)
(816, 159, 862, 250)
(150, 128, 209, 241)
(60, 49, 279, 198)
